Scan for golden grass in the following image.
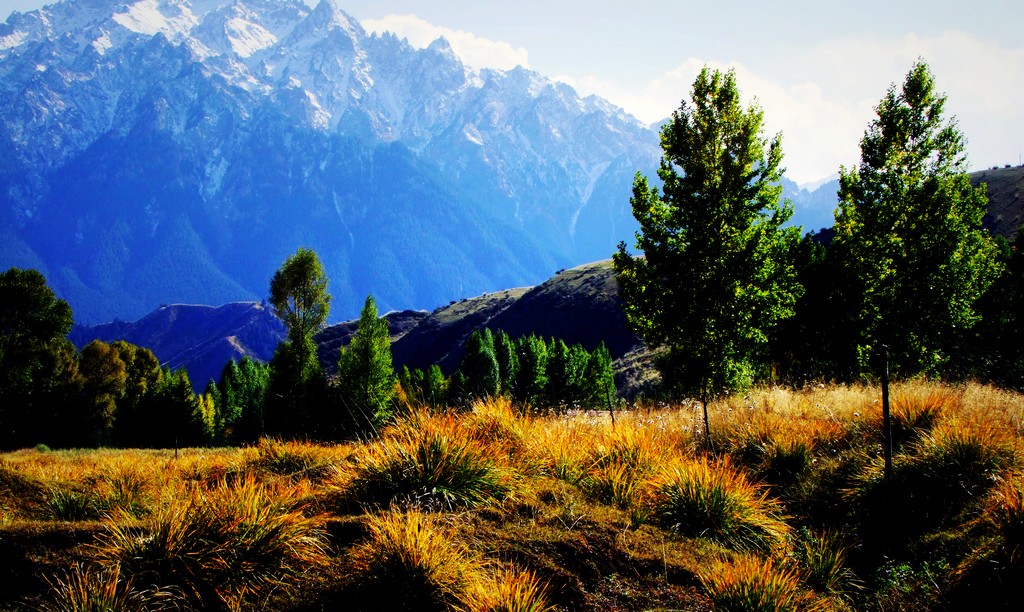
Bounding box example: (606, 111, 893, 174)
(3, 381, 1024, 611)
(698, 554, 811, 612)
(349, 509, 482, 610)
(650, 456, 791, 554)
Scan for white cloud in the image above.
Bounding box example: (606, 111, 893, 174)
(361, 14, 529, 71)
(567, 30, 1024, 184)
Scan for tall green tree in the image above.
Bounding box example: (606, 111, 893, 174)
(834, 60, 1001, 377)
(612, 67, 800, 440)
(458, 329, 500, 403)
(513, 335, 548, 406)
(0, 268, 75, 448)
(337, 295, 396, 433)
(266, 248, 331, 437)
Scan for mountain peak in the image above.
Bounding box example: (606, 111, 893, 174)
(306, 0, 362, 34)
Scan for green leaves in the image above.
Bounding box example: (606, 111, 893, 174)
(338, 295, 397, 430)
(613, 67, 800, 400)
(835, 60, 1001, 376)
(269, 247, 331, 346)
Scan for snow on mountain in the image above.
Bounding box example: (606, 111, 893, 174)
(0, 0, 660, 324)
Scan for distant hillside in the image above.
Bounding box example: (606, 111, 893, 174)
(69, 302, 285, 388)
(71, 261, 650, 394)
(975, 165, 1024, 239)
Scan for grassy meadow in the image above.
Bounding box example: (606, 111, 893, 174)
(2, 381, 1023, 610)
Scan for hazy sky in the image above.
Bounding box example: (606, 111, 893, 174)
(4, 0, 1022, 184)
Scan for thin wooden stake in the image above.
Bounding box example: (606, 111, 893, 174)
(881, 345, 892, 486)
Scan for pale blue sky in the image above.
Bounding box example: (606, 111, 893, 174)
(4, 0, 1022, 184)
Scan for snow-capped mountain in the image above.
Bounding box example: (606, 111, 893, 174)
(0, 0, 660, 323)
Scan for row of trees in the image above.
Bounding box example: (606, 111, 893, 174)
(0, 268, 210, 449)
(614, 60, 1012, 414)
(400, 329, 615, 410)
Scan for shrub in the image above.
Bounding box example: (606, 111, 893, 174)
(698, 555, 806, 612)
(797, 529, 862, 597)
(349, 510, 480, 611)
(651, 457, 790, 554)
(46, 488, 102, 522)
(345, 422, 514, 510)
(41, 563, 181, 612)
(462, 566, 554, 612)
(95, 475, 328, 609)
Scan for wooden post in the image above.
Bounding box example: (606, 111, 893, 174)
(881, 345, 892, 486)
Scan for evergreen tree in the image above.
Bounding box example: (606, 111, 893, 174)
(513, 335, 548, 406)
(78, 340, 128, 446)
(459, 329, 500, 402)
(337, 295, 397, 433)
(493, 330, 519, 396)
(585, 342, 616, 406)
(613, 67, 800, 441)
(834, 60, 1001, 377)
(546, 339, 589, 408)
(425, 364, 447, 407)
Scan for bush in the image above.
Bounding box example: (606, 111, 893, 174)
(95, 475, 328, 609)
(651, 457, 790, 554)
(345, 419, 514, 510)
(349, 510, 480, 611)
(698, 555, 806, 611)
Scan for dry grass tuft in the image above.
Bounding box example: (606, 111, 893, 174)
(343, 414, 516, 511)
(348, 509, 481, 611)
(651, 457, 791, 554)
(461, 565, 554, 612)
(698, 554, 809, 612)
(95, 474, 329, 609)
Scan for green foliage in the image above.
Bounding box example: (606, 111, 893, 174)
(266, 248, 331, 438)
(459, 329, 500, 402)
(613, 67, 800, 402)
(834, 60, 1001, 377)
(77, 340, 128, 446)
(337, 295, 397, 433)
(513, 334, 548, 406)
(0, 268, 76, 449)
(545, 339, 589, 408)
(269, 247, 331, 347)
(216, 356, 270, 444)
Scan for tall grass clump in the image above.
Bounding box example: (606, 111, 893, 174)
(95, 475, 329, 609)
(41, 563, 181, 612)
(348, 510, 480, 611)
(797, 529, 862, 599)
(888, 386, 956, 449)
(461, 566, 554, 612)
(344, 419, 514, 511)
(698, 555, 807, 612)
(45, 487, 102, 522)
(462, 397, 530, 457)
(248, 437, 342, 483)
(848, 420, 1016, 561)
(651, 457, 790, 554)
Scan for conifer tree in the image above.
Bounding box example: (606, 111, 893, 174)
(337, 295, 396, 432)
(459, 329, 500, 401)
